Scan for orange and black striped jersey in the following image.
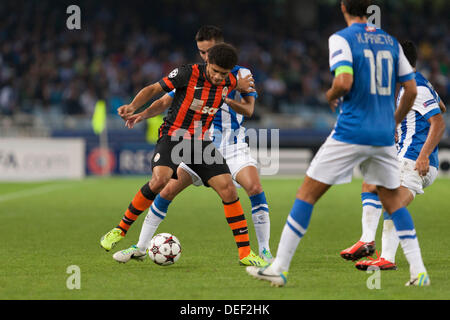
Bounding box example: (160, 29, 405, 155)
(158, 63, 237, 139)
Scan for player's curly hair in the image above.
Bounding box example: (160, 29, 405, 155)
(195, 25, 224, 43)
(342, 0, 372, 17)
(400, 40, 417, 68)
(207, 43, 238, 70)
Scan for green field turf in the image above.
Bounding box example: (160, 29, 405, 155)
(0, 177, 449, 300)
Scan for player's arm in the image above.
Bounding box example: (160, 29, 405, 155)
(326, 71, 353, 112)
(394, 79, 417, 126)
(415, 113, 446, 176)
(118, 82, 165, 120)
(125, 93, 173, 129)
(326, 34, 353, 112)
(439, 100, 446, 113)
(394, 43, 417, 126)
(224, 95, 255, 117)
(121, 65, 190, 122)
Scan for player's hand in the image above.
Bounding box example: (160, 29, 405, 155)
(118, 104, 136, 120)
(236, 72, 256, 94)
(328, 98, 341, 113)
(414, 155, 429, 177)
(326, 88, 342, 113)
(125, 113, 145, 129)
(439, 101, 446, 114)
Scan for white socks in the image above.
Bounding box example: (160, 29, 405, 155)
(251, 211, 271, 254)
(380, 218, 399, 262)
(390, 207, 427, 277)
(136, 197, 170, 250)
(249, 192, 271, 255)
(271, 199, 313, 274)
(136, 209, 164, 251)
(360, 193, 382, 242)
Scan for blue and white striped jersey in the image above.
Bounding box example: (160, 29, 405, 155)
(397, 71, 441, 168)
(210, 65, 258, 149)
(167, 65, 258, 149)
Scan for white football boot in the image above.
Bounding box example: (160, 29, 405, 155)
(405, 272, 430, 286)
(113, 245, 146, 263)
(246, 264, 288, 287)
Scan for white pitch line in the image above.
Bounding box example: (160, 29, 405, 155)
(0, 183, 75, 203)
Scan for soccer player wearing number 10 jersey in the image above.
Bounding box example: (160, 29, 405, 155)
(246, 0, 429, 287)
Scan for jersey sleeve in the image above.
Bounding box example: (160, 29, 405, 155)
(167, 90, 176, 98)
(159, 65, 192, 92)
(237, 67, 258, 98)
(412, 86, 441, 119)
(397, 44, 415, 83)
(328, 34, 353, 74)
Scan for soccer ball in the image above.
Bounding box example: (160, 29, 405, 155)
(148, 233, 182, 266)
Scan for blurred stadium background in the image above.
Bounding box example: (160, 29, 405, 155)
(0, 0, 449, 180)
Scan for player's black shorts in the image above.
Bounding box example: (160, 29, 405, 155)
(151, 135, 230, 187)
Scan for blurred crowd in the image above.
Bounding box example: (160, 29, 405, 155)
(0, 0, 448, 127)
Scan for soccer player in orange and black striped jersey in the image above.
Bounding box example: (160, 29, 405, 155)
(158, 62, 236, 139)
(100, 43, 267, 267)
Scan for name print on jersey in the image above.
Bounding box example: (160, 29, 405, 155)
(356, 33, 394, 46)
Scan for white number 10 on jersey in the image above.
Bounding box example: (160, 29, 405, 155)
(364, 49, 393, 96)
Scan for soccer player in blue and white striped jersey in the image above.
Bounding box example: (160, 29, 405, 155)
(342, 41, 446, 274)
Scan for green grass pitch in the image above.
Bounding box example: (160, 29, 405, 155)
(0, 177, 449, 300)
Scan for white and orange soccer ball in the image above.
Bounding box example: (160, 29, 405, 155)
(148, 233, 182, 266)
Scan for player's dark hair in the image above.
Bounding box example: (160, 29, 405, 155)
(342, 0, 371, 17)
(400, 40, 417, 68)
(207, 43, 238, 70)
(195, 25, 224, 43)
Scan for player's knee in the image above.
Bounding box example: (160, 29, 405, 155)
(219, 182, 238, 203)
(378, 194, 399, 214)
(295, 186, 320, 205)
(159, 183, 179, 201)
(382, 203, 398, 215)
(362, 182, 377, 194)
(149, 175, 171, 194)
(159, 186, 173, 201)
(245, 183, 263, 197)
(294, 176, 329, 205)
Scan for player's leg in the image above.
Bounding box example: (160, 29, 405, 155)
(355, 160, 433, 271)
(377, 186, 429, 285)
(376, 160, 436, 270)
(355, 185, 413, 271)
(362, 148, 429, 286)
(246, 137, 364, 286)
(100, 165, 172, 251)
(271, 176, 331, 271)
(272, 138, 354, 270)
(246, 175, 331, 286)
(194, 142, 267, 266)
(113, 166, 193, 263)
(235, 165, 272, 261)
(135, 166, 193, 251)
(340, 182, 380, 261)
(379, 186, 413, 262)
(119, 165, 173, 235)
(101, 136, 179, 251)
(360, 182, 382, 243)
(207, 173, 256, 262)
